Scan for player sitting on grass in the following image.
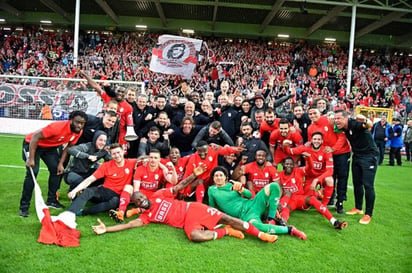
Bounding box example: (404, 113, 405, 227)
(208, 166, 307, 240)
(92, 163, 278, 243)
(278, 157, 348, 230)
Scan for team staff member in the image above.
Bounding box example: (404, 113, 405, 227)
(19, 110, 88, 217)
(92, 164, 278, 243)
(80, 70, 134, 152)
(334, 110, 379, 225)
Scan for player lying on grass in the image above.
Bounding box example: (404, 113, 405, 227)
(208, 166, 307, 240)
(278, 157, 348, 229)
(92, 163, 278, 243)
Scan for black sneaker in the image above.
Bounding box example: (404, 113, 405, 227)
(327, 198, 337, 208)
(19, 209, 29, 217)
(336, 202, 344, 214)
(333, 220, 348, 230)
(46, 201, 65, 209)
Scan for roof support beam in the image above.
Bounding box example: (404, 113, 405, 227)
(40, 0, 71, 22)
(259, 0, 286, 33)
(0, 1, 23, 19)
(356, 11, 408, 38)
(307, 6, 346, 36)
(211, 0, 218, 30)
(94, 0, 118, 24)
(154, 0, 167, 27)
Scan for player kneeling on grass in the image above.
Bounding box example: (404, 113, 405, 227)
(278, 157, 348, 230)
(92, 163, 277, 243)
(208, 166, 307, 240)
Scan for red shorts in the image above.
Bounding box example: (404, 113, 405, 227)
(280, 195, 310, 211)
(183, 202, 223, 241)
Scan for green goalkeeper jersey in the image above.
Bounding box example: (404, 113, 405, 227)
(208, 183, 252, 218)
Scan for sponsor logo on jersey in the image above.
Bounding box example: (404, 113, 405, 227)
(154, 200, 172, 222)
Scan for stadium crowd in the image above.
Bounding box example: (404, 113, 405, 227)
(9, 27, 412, 241)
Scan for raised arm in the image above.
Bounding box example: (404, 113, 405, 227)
(92, 218, 145, 235)
(79, 70, 104, 96)
(172, 163, 207, 193)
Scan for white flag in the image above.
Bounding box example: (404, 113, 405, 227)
(149, 35, 203, 79)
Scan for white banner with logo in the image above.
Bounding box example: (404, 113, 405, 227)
(149, 35, 203, 79)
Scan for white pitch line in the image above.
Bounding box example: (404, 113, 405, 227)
(0, 164, 47, 170)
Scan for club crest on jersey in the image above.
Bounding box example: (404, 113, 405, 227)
(156, 198, 161, 203)
(292, 178, 296, 184)
(125, 168, 130, 174)
(208, 156, 213, 162)
(119, 107, 124, 113)
(319, 155, 323, 161)
(179, 166, 183, 172)
(254, 173, 258, 176)
(113, 173, 117, 177)
(324, 126, 328, 131)
(155, 174, 159, 180)
(144, 175, 148, 179)
(265, 172, 269, 178)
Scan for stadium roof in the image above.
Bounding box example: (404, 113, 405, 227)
(1, 0, 412, 49)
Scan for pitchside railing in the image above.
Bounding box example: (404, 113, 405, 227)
(0, 74, 145, 135)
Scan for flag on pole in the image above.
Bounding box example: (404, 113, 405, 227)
(149, 35, 203, 79)
(31, 167, 81, 247)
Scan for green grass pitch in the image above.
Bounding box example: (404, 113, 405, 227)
(0, 134, 411, 272)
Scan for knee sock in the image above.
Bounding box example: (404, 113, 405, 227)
(280, 207, 291, 222)
(244, 222, 261, 237)
(195, 184, 205, 203)
(268, 183, 281, 219)
(309, 196, 333, 221)
(118, 190, 130, 213)
(322, 185, 334, 205)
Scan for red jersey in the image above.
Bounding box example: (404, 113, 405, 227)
(138, 188, 188, 228)
(100, 91, 133, 145)
(184, 146, 240, 181)
(243, 162, 279, 192)
(278, 168, 305, 195)
(287, 145, 333, 181)
(259, 119, 280, 138)
(162, 156, 190, 182)
(307, 116, 350, 155)
(25, 121, 82, 147)
(307, 115, 333, 145)
(93, 158, 137, 194)
(269, 129, 303, 164)
(134, 164, 166, 192)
